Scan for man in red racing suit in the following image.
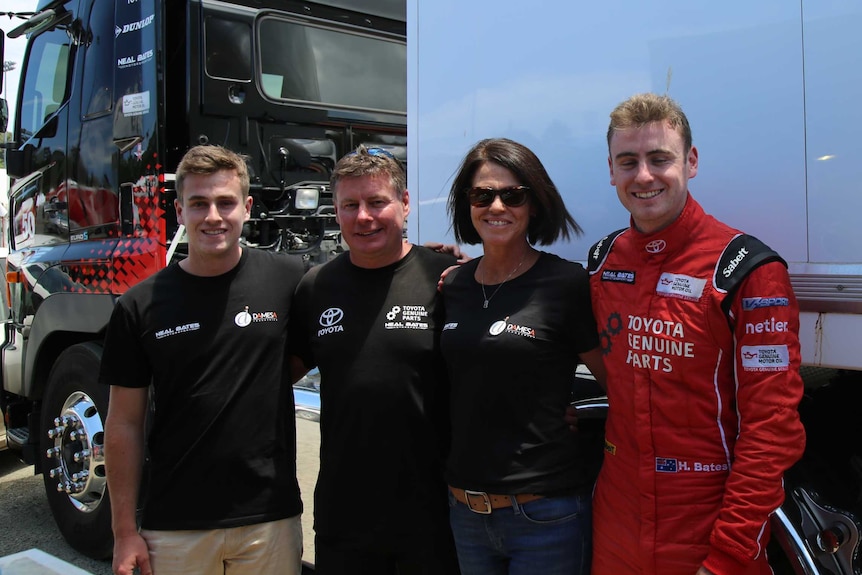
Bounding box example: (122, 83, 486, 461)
(588, 93, 805, 575)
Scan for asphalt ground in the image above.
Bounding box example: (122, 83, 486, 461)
(0, 417, 321, 573)
(0, 443, 113, 574)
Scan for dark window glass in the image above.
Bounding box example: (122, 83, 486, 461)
(82, 0, 115, 117)
(258, 18, 405, 114)
(205, 17, 252, 81)
(317, 0, 405, 22)
(18, 29, 71, 140)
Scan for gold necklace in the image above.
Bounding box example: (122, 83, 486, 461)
(480, 252, 528, 309)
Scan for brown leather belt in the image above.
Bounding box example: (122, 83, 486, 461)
(449, 486, 544, 514)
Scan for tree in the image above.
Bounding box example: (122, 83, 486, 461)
(0, 132, 9, 169)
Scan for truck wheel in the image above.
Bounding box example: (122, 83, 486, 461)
(40, 342, 113, 559)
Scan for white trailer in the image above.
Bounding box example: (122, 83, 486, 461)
(407, 2, 862, 574)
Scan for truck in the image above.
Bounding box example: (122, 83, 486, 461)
(406, 1, 862, 574)
(0, 0, 405, 560)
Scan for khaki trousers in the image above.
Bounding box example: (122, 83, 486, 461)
(141, 515, 302, 574)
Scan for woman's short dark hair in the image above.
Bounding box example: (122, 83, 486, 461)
(447, 138, 583, 245)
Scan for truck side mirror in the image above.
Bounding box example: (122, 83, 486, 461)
(5, 146, 32, 180)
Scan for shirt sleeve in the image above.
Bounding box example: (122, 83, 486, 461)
(287, 272, 316, 370)
(99, 297, 152, 389)
(704, 260, 806, 574)
(567, 264, 601, 354)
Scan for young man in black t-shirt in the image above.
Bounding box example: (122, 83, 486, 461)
(290, 146, 460, 574)
(102, 146, 304, 575)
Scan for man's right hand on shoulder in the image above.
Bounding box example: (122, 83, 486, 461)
(112, 532, 153, 575)
(423, 241, 471, 264)
(437, 264, 460, 292)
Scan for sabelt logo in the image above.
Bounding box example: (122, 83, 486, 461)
(592, 237, 606, 260)
(722, 247, 749, 278)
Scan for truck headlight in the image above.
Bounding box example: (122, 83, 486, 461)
(295, 187, 320, 210)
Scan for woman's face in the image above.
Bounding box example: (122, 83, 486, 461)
(469, 162, 533, 247)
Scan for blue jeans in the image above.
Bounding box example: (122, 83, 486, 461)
(448, 490, 591, 575)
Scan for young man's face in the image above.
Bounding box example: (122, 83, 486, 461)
(334, 173, 409, 268)
(175, 169, 251, 271)
(608, 120, 698, 235)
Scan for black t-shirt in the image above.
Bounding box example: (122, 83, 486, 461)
(290, 246, 455, 547)
(441, 252, 599, 495)
(99, 249, 305, 530)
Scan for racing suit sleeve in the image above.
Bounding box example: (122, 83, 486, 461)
(703, 261, 806, 574)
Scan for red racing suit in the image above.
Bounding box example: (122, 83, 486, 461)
(588, 195, 805, 575)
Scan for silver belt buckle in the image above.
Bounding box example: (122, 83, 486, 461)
(464, 490, 492, 514)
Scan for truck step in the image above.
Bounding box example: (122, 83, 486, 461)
(5, 426, 29, 448)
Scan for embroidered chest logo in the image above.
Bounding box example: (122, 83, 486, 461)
(740, 345, 789, 372)
(235, 306, 278, 328)
(600, 312, 696, 373)
(155, 322, 201, 340)
(601, 270, 635, 284)
(655, 457, 729, 473)
(742, 296, 789, 311)
(722, 246, 749, 278)
(598, 312, 623, 355)
(384, 305, 430, 330)
(656, 272, 706, 301)
(318, 307, 345, 336)
(645, 239, 666, 253)
(488, 316, 536, 339)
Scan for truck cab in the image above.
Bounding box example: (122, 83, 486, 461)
(1, 0, 405, 560)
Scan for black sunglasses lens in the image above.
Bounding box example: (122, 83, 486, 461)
(500, 189, 527, 206)
(469, 189, 494, 206)
(467, 187, 529, 207)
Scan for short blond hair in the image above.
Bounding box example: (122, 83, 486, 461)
(607, 93, 692, 153)
(176, 145, 250, 201)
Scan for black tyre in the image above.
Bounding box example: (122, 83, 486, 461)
(40, 342, 113, 559)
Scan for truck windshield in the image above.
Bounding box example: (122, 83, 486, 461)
(257, 17, 406, 115)
(17, 28, 70, 141)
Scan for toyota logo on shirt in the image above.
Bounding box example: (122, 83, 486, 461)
(645, 239, 666, 253)
(319, 307, 344, 327)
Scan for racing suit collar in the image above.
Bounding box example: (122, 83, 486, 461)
(628, 193, 703, 260)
